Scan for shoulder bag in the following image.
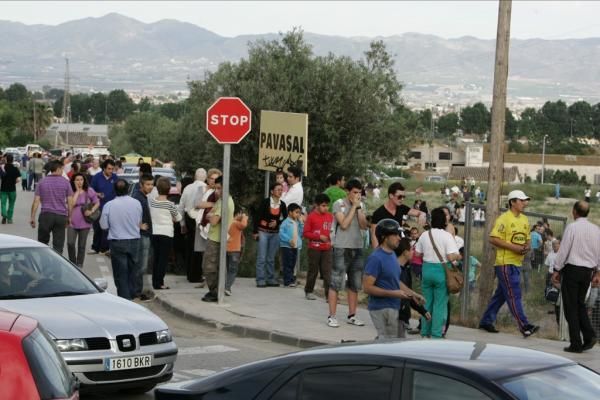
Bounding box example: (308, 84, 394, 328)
(428, 229, 464, 294)
(82, 190, 101, 224)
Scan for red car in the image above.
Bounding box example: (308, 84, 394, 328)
(0, 310, 79, 400)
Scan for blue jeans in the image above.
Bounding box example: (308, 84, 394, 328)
(226, 251, 241, 290)
(281, 247, 298, 286)
(480, 265, 530, 331)
(134, 235, 151, 297)
(109, 239, 140, 300)
(255, 231, 280, 285)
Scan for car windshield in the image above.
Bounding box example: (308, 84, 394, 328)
(0, 247, 98, 299)
(501, 364, 600, 400)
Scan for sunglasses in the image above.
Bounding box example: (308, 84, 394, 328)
(395, 194, 406, 200)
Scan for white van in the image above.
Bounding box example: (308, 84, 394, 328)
(25, 144, 42, 156)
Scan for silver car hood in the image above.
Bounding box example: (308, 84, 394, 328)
(0, 292, 168, 339)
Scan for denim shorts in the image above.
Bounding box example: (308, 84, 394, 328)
(331, 247, 364, 292)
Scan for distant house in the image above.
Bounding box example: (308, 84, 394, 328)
(44, 123, 110, 152)
(449, 166, 521, 184)
(405, 141, 466, 172)
(466, 143, 600, 184)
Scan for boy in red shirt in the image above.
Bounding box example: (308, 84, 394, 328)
(303, 193, 334, 300)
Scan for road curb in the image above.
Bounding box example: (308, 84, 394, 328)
(151, 290, 330, 349)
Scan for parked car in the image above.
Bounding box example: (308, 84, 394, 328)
(0, 234, 177, 394)
(155, 340, 600, 399)
(425, 175, 446, 183)
(0, 309, 79, 400)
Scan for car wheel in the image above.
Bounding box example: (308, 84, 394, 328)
(120, 383, 156, 394)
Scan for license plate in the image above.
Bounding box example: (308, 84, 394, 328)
(104, 355, 153, 371)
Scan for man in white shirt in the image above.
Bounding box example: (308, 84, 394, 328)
(552, 201, 600, 353)
(281, 166, 303, 208)
(178, 168, 207, 283)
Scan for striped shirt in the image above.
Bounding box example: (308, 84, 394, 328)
(554, 217, 600, 272)
(35, 175, 73, 216)
(149, 198, 182, 237)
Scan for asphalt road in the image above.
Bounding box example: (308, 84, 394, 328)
(2, 189, 300, 399)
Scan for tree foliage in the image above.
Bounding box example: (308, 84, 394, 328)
(436, 112, 459, 136)
(167, 30, 416, 207)
(460, 102, 491, 134)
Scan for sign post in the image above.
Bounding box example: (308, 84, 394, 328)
(206, 97, 252, 304)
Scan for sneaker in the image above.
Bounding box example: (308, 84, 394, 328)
(285, 283, 297, 288)
(582, 338, 597, 351)
(479, 324, 499, 333)
(305, 293, 317, 300)
(1, 217, 6, 224)
(256, 283, 267, 288)
(7, 219, 12, 224)
(522, 324, 539, 338)
(202, 293, 218, 302)
(194, 282, 206, 289)
(327, 316, 340, 328)
(139, 293, 154, 302)
(266, 282, 280, 287)
(347, 315, 365, 326)
(224, 289, 232, 296)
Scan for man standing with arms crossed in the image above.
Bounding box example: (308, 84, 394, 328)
(328, 178, 368, 328)
(552, 201, 600, 353)
(479, 190, 539, 337)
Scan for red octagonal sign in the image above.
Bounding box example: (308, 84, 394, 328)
(206, 97, 252, 144)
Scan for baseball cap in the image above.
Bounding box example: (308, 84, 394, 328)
(508, 190, 530, 201)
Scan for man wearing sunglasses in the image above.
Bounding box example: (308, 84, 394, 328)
(370, 182, 426, 248)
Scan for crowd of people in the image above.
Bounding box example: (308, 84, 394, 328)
(1, 149, 598, 349)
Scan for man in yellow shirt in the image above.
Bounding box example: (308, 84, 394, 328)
(479, 190, 540, 337)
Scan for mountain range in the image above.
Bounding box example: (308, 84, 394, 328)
(1, 13, 599, 103)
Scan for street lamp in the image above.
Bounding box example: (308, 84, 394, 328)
(541, 134, 548, 184)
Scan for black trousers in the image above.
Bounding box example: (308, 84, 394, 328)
(184, 214, 203, 282)
(38, 212, 67, 254)
(561, 264, 596, 349)
(152, 235, 172, 289)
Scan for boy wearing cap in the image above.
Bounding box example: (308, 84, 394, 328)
(479, 190, 540, 337)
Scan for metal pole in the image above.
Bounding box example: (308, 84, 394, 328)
(264, 171, 270, 198)
(461, 201, 473, 321)
(541, 135, 547, 184)
(218, 144, 231, 304)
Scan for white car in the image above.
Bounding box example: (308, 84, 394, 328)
(0, 234, 177, 394)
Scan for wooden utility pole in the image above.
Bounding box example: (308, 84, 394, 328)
(477, 0, 512, 316)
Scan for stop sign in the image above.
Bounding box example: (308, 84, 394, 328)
(206, 97, 252, 144)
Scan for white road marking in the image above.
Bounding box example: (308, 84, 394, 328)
(180, 369, 217, 377)
(170, 372, 195, 382)
(178, 345, 239, 355)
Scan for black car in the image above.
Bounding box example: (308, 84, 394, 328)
(155, 340, 600, 399)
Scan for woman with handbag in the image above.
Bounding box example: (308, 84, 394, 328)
(414, 207, 460, 338)
(67, 173, 100, 268)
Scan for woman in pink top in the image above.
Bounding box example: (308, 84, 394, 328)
(67, 173, 100, 268)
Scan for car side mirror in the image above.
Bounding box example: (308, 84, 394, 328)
(93, 278, 108, 291)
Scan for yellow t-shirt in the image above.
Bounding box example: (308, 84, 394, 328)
(490, 210, 530, 266)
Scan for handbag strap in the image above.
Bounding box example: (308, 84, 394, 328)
(428, 229, 449, 267)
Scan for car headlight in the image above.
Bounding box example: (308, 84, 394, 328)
(156, 329, 172, 344)
(55, 338, 88, 352)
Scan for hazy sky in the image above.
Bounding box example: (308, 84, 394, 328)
(4, 1, 600, 39)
